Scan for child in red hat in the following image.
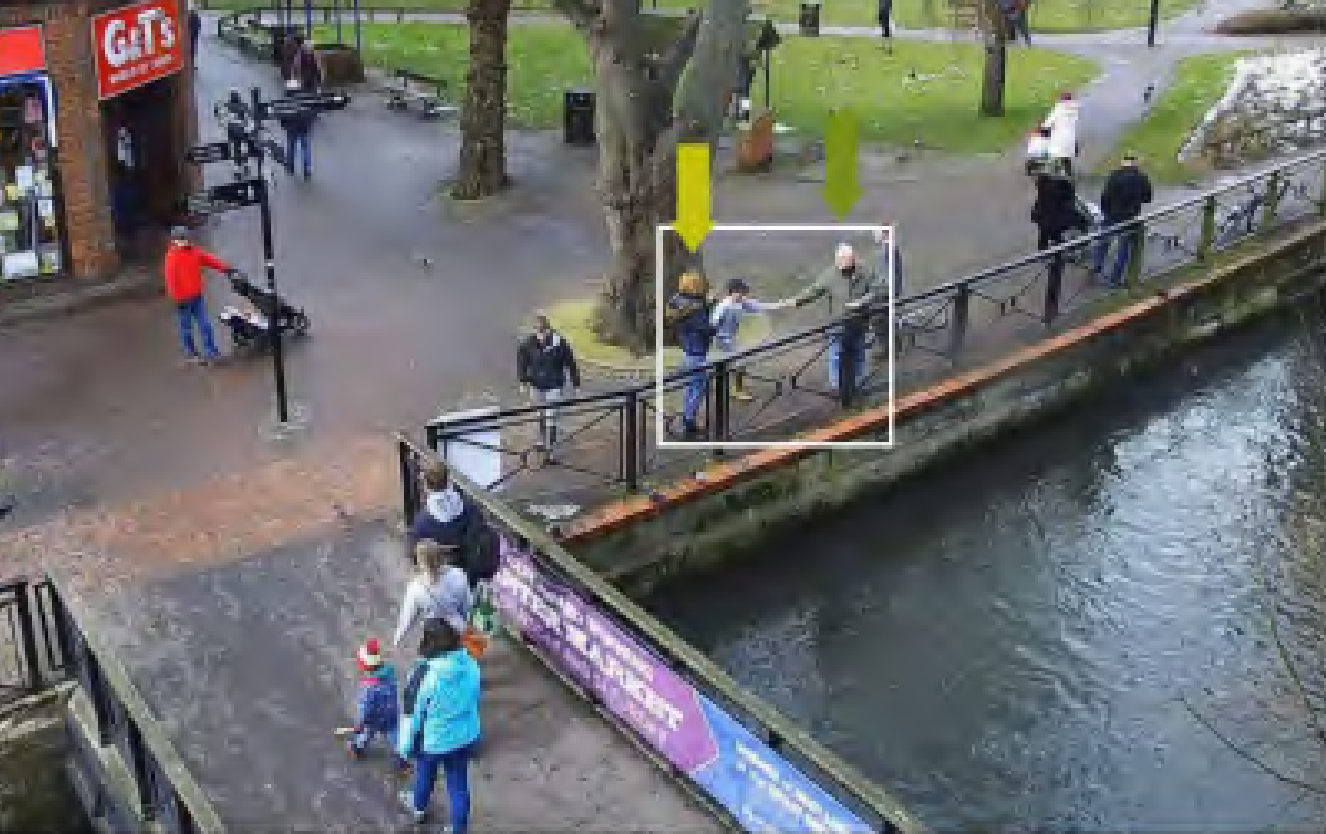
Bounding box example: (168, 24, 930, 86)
(345, 638, 401, 760)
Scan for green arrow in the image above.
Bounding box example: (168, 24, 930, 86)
(823, 109, 863, 221)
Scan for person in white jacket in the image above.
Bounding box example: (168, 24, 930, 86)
(394, 541, 473, 649)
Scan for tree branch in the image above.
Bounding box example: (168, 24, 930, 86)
(656, 11, 702, 97)
(550, 0, 599, 32)
(1180, 696, 1326, 796)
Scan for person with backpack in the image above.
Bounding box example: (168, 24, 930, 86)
(408, 459, 502, 590)
(398, 618, 481, 829)
(344, 638, 402, 762)
(664, 271, 715, 439)
(394, 541, 473, 650)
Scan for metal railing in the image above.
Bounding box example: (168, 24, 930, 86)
(427, 149, 1326, 499)
(0, 576, 72, 705)
(397, 435, 928, 833)
(39, 572, 226, 834)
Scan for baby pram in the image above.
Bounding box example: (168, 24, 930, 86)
(219, 272, 311, 354)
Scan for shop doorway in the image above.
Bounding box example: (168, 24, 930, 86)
(102, 76, 185, 257)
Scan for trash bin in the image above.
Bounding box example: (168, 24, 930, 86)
(564, 89, 595, 146)
(799, 2, 820, 36)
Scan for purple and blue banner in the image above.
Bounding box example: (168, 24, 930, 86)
(492, 539, 874, 833)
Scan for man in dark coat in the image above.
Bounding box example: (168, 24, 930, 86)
(516, 314, 581, 452)
(277, 80, 315, 179)
(878, 0, 894, 48)
(1093, 153, 1154, 287)
(1032, 173, 1086, 289)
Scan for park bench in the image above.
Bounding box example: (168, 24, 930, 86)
(385, 69, 456, 118)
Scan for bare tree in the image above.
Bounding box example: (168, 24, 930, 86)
(453, 0, 514, 200)
(550, 0, 751, 353)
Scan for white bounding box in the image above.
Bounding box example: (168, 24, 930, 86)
(654, 224, 896, 450)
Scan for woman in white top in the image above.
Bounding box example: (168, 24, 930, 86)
(394, 540, 474, 649)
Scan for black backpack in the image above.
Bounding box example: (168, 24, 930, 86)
(460, 503, 501, 582)
(662, 294, 713, 348)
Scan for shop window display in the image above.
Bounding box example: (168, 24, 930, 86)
(0, 79, 60, 280)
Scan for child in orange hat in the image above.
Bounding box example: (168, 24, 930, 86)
(345, 638, 401, 760)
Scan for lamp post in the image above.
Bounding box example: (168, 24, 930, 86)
(1147, 0, 1160, 47)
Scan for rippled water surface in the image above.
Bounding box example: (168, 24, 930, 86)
(651, 310, 1326, 831)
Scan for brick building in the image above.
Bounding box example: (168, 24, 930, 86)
(0, 0, 198, 302)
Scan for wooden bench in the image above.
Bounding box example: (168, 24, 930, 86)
(385, 69, 456, 119)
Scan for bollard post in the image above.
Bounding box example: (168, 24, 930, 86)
(1262, 171, 1281, 231)
(1198, 195, 1216, 260)
(1126, 221, 1146, 288)
(622, 394, 640, 492)
(947, 285, 971, 359)
(127, 723, 156, 821)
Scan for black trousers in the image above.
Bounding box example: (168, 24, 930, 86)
(1038, 227, 1067, 287)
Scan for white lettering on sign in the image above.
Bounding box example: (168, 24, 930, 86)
(102, 8, 175, 69)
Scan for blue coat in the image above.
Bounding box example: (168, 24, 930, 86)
(355, 664, 399, 733)
(397, 649, 481, 757)
(665, 292, 714, 358)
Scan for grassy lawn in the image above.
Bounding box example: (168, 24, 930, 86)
(214, 0, 1202, 32)
(332, 22, 1097, 152)
(1104, 52, 1250, 184)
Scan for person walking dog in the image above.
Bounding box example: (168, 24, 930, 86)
(163, 226, 235, 365)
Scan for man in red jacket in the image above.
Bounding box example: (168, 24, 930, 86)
(163, 226, 234, 364)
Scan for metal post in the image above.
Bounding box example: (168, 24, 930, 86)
(622, 394, 640, 492)
(1147, 0, 1159, 47)
(1198, 195, 1216, 260)
(1042, 253, 1063, 325)
(1262, 171, 1282, 230)
(304, 0, 313, 37)
(398, 437, 416, 527)
(763, 51, 771, 110)
(1127, 221, 1146, 287)
(712, 360, 730, 453)
(353, 0, 361, 53)
(948, 286, 971, 359)
(251, 88, 291, 425)
(334, 0, 342, 43)
(127, 723, 156, 821)
(13, 582, 42, 691)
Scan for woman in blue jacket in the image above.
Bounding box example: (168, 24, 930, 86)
(397, 619, 482, 829)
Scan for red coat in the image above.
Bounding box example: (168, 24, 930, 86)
(163, 242, 230, 302)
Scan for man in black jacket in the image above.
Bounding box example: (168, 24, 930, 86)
(517, 315, 581, 453)
(1092, 153, 1153, 287)
(277, 80, 315, 180)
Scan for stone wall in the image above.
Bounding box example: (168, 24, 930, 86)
(0, 687, 89, 834)
(562, 221, 1326, 598)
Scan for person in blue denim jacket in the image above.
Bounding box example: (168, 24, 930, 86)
(397, 619, 482, 829)
(347, 639, 400, 759)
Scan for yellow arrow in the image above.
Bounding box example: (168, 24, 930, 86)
(675, 143, 712, 252)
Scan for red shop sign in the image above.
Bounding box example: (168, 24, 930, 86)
(0, 27, 46, 78)
(92, 0, 184, 100)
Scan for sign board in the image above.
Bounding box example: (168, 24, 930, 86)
(92, 0, 184, 100)
(0, 27, 46, 78)
(185, 141, 232, 165)
(431, 407, 503, 492)
(257, 93, 350, 120)
(184, 178, 263, 217)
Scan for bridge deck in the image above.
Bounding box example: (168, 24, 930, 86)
(68, 519, 719, 832)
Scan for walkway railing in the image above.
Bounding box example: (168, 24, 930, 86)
(0, 576, 72, 706)
(37, 573, 226, 834)
(428, 149, 1326, 498)
(398, 434, 928, 834)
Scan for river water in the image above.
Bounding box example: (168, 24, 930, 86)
(651, 308, 1326, 831)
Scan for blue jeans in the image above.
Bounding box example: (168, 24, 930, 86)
(681, 353, 708, 430)
(412, 741, 476, 831)
(175, 296, 219, 359)
(1092, 225, 1136, 287)
(828, 327, 866, 395)
(286, 131, 311, 176)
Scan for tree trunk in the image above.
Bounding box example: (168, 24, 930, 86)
(453, 0, 512, 200)
(979, 0, 1007, 116)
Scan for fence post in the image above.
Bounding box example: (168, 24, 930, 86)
(126, 723, 156, 821)
(712, 360, 730, 453)
(622, 394, 640, 492)
(397, 6, 405, 22)
(947, 286, 971, 359)
(1042, 252, 1063, 325)
(14, 582, 43, 691)
(1198, 195, 1216, 260)
(1319, 158, 1326, 216)
(1262, 171, 1281, 231)
(1126, 221, 1146, 288)
(397, 437, 416, 529)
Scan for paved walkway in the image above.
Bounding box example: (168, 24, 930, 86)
(3, 444, 716, 832)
